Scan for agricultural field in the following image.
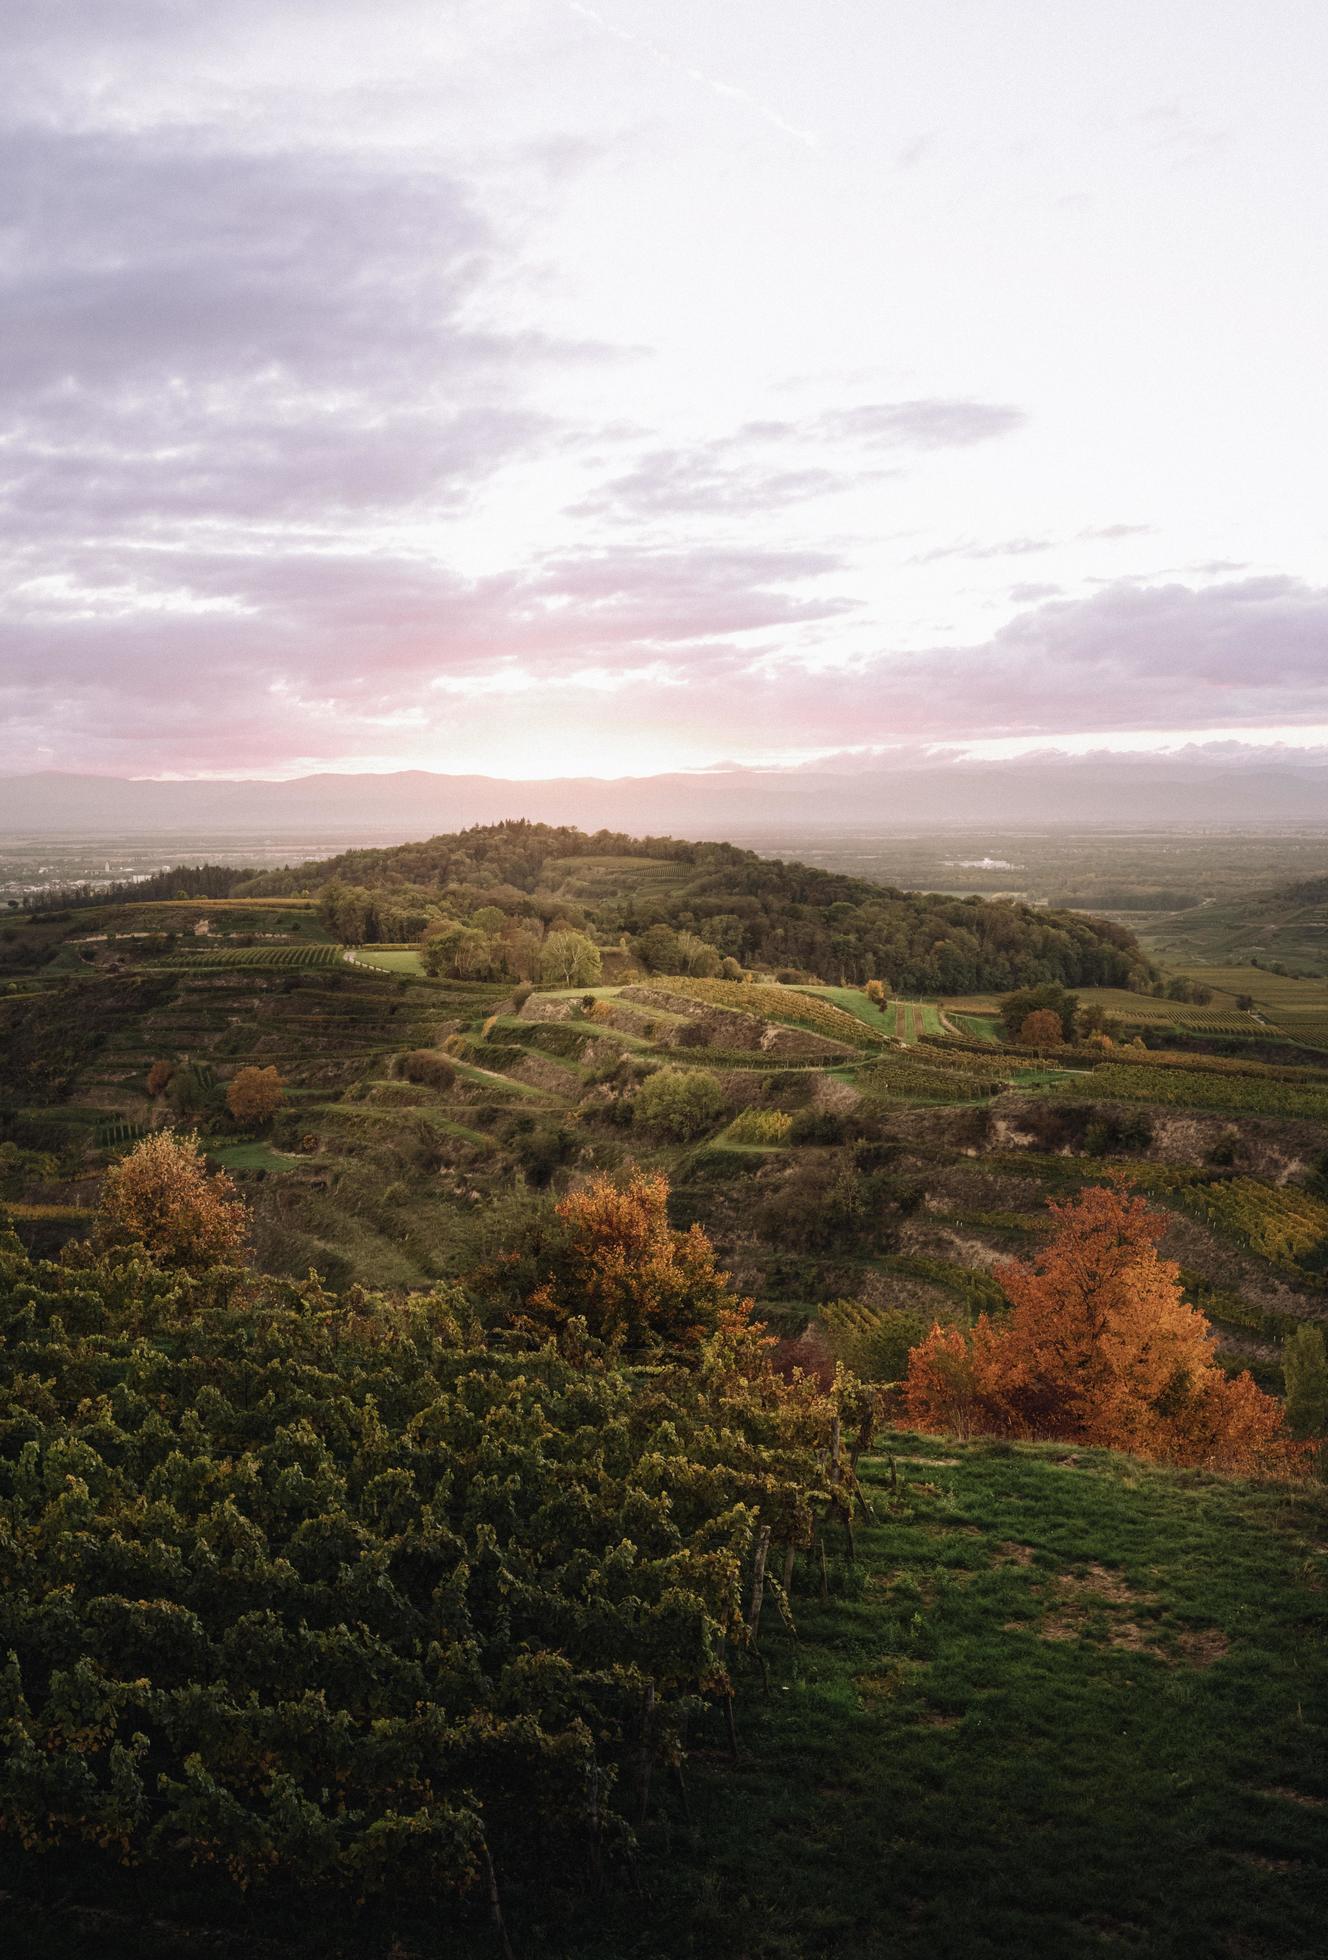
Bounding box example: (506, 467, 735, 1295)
(150, 944, 341, 971)
(1075, 986, 1262, 1035)
(347, 945, 427, 976)
(1172, 964, 1328, 1049)
(1180, 1178, 1328, 1274)
(634, 975, 891, 1047)
(1060, 1059, 1328, 1123)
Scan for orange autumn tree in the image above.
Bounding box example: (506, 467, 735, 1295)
(528, 1169, 750, 1351)
(905, 1183, 1300, 1475)
(97, 1128, 249, 1273)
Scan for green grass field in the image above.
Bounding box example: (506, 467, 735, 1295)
(348, 946, 426, 976)
(444, 1431, 1328, 1960)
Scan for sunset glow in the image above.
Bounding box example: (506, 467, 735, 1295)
(4, 2, 1327, 780)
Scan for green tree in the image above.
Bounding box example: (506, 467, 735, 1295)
(539, 929, 602, 987)
(1001, 982, 1079, 1044)
(635, 1066, 726, 1140)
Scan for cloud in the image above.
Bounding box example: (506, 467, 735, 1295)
(909, 536, 1053, 565)
(813, 400, 1027, 449)
(572, 396, 1022, 522)
(9, 561, 1327, 776)
(0, 124, 575, 551)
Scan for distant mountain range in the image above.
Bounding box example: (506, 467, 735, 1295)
(1, 754, 1326, 837)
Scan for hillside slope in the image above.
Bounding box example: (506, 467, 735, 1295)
(8, 1430, 1325, 1960)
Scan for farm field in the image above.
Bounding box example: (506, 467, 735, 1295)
(347, 946, 427, 976)
(150, 944, 341, 971)
(1173, 965, 1328, 1047)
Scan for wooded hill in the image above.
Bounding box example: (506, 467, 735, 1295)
(235, 820, 1152, 996)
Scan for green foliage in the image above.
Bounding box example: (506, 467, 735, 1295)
(0, 1234, 841, 1941)
(821, 1297, 933, 1382)
(253, 821, 1150, 996)
(1283, 1324, 1328, 1442)
(1000, 983, 1080, 1043)
(635, 1067, 727, 1140)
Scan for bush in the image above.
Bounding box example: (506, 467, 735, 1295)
(396, 1049, 457, 1091)
(789, 1108, 849, 1145)
(96, 1128, 248, 1271)
(635, 1066, 727, 1140)
(822, 1297, 932, 1383)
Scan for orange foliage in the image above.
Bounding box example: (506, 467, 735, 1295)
(97, 1129, 249, 1272)
(528, 1169, 750, 1351)
(1018, 1007, 1063, 1048)
(226, 1065, 286, 1124)
(904, 1183, 1302, 1476)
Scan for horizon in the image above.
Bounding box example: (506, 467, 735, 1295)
(5, 3, 1328, 782)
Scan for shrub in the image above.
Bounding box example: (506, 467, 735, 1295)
(526, 1169, 748, 1349)
(904, 1184, 1303, 1476)
(146, 1059, 174, 1096)
(789, 1108, 849, 1145)
(635, 1066, 727, 1140)
(822, 1297, 932, 1384)
(396, 1049, 457, 1091)
(1284, 1324, 1328, 1446)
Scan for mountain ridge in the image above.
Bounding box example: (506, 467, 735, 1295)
(3, 754, 1327, 834)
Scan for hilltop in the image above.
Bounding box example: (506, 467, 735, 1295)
(2, 820, 1326, 1405)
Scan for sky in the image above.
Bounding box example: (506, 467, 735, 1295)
(3, 0, 1327, 782)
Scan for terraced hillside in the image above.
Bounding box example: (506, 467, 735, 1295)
(3, 826, 1326, 1398)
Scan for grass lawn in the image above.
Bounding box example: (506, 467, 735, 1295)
(802, 984, 897, 1037)
(203, 1139, 304, 1172)
(348, 947, 426, 976)
(533, 1432, 1328, 1960)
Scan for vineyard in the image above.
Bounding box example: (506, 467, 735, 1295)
(634, 977, 889, 1047)
(1059, 1059, 1328, 1123)
(0, 1239, 856, 1950)
(152, 945, 341, 971)
(1181, 1177, 1328, 1273)
(724, 1107, 794, 1145)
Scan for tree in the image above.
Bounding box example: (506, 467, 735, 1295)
(539, 930, 602, 988)
(528, 1170, 749, 1348)
(146, 1059, 174, 1096)
(635, 1066, 726, 1140)
(904, 1184, 1300, 1475)
(1284, 1324, 1328, 1446)
(865, 979, 889, 1007)
(633, 923, 683, 973)
(1000, 983, 1078, 1044)
(97, 1129, 248, 1271)
(1018, 1008, 1064, 1049)
(675, 931, 722, 977)
(226, 1065, 285, 1125)
(318, 880, 376, 944)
